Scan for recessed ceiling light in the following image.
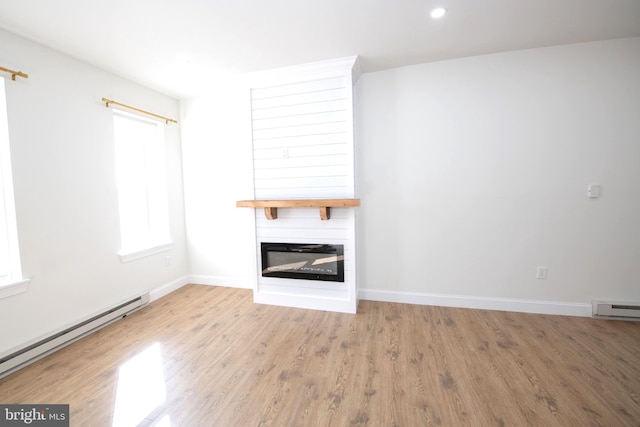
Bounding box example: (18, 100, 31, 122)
(430, 7, 447, 19)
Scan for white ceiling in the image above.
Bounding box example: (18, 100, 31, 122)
(1, 0, 639, 99)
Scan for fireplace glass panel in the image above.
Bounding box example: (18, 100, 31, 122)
(261, 243, 344, 282)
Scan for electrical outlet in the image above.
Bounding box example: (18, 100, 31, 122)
(536, 266, 548, 280)
(165, 256, 172, 267)
(587, 184, 601, 198)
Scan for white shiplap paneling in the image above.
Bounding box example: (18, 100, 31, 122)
(252, 132, 348, 150)
(251, 99, 349, 120)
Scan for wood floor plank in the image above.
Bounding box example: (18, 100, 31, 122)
(1, 284, 639, 426)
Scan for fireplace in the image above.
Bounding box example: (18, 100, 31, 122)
(261, 242, 344, 282)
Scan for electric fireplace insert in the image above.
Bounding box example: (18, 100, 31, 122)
(261, 242, 344, 282)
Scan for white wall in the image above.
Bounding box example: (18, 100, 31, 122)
(180, 83, 255, 288)
(356, 37, 640, 308)
(0, 29, 188, 355)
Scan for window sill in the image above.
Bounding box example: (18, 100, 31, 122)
(0, 278, 30, 299)
(119, 242, 173, 263)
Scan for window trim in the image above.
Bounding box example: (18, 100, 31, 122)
(0, 278, 30, 299)
(119, 241, 173, 264)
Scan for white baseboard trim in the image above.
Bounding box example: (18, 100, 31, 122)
(149, 275, 190, 302)
(149, 275, 252, 303)
(359, 288, 592, 317)
(148, 279, 592, 317)
(188, 275, 253, 289)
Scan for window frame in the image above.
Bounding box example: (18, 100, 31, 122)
(0, 76, 29, 298)
(111, 108, 172, 263)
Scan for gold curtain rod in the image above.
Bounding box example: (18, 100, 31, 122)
(101, 97, 178, 124)
(0, 66, 29, 81)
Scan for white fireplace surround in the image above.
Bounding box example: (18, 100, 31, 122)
(243, 56, 361, 313)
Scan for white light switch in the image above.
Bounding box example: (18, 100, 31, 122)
(587, 184, 601, 198)
(536, 266, 548, 280)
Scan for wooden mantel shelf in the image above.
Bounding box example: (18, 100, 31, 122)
(236, 198, 360, 220)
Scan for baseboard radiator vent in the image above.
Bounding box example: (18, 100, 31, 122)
(592, 301, 640, 321)
(0, 293, 150, 379)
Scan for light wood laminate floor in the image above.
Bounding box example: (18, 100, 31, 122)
(1, 285, 639, 426)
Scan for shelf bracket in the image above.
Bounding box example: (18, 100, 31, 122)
(319, 207, 330, 220)
(264, 207, 278, 220)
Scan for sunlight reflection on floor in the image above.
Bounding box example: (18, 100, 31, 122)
(112, 342, 169, 427)
(154, 415, 171, 427)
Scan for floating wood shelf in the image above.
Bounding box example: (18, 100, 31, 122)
(236, 198, 360, 220)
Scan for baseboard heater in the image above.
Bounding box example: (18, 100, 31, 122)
(0, 293, 150, 379)
(592, 301, 640, 321)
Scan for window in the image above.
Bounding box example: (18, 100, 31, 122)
(0, 77, 28, 297)
(112, 110, 171, 262)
